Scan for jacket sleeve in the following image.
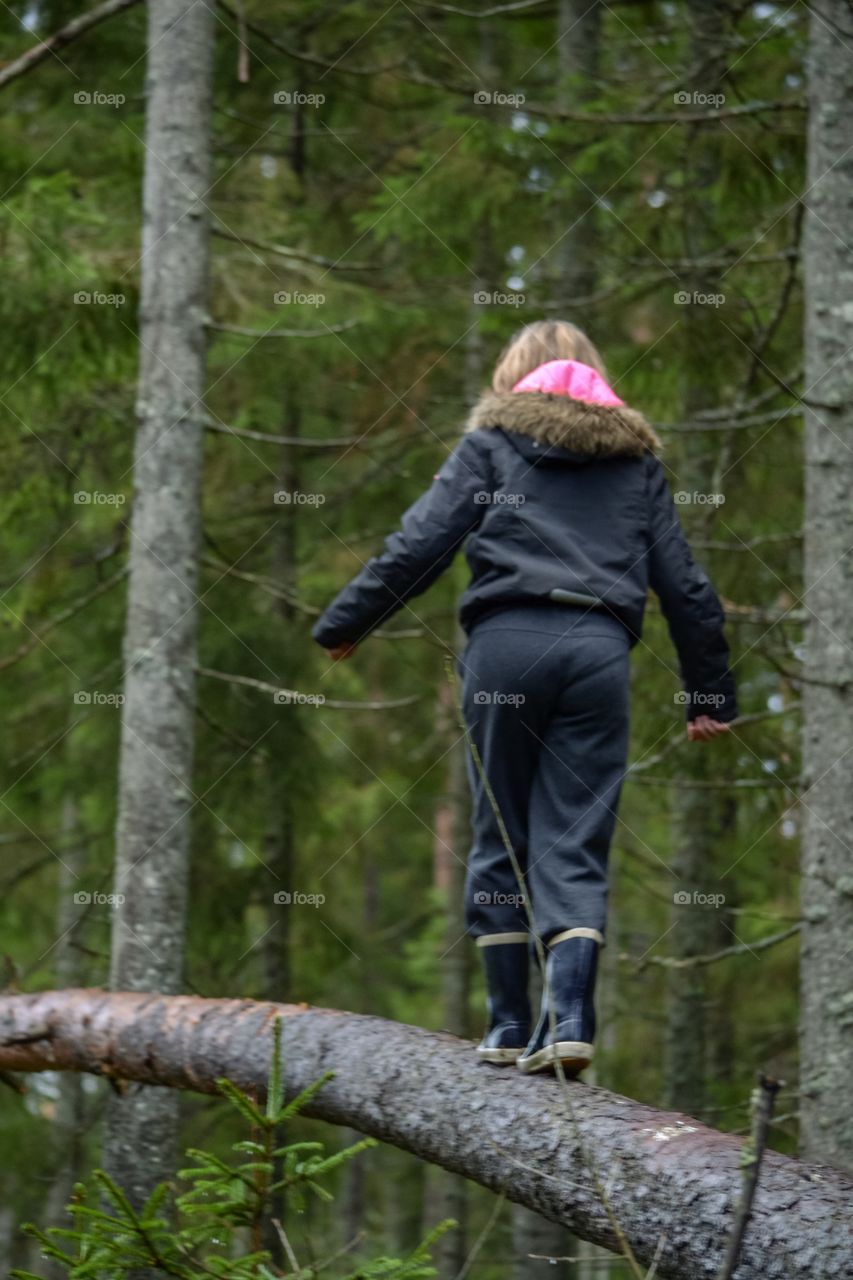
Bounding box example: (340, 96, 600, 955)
(312, 433, 493, 649)
(645, 455, 738, 723)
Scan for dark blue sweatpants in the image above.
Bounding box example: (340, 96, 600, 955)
(459, 603, 631, 943)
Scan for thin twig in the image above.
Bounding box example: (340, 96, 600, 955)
(211, 224, 373, 272)
(204, 420, 362, 450)
(452, 1188, 505, 1280)
(715, 1075, 781, 1280)
(625, 924, 800, 973)
(0, 568, 127, 671)
(271, 1218, 301, 1274)
(198, 665, 420, 710)
(207, 319, 360, 339)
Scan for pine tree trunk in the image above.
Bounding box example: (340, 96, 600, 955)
(103, 0, 215, 1223)
(799, 0, 853, 1175)
(261, 397, 300, 1266)
(0, 1207, 14, 1279)
(430, 292, 490, 1280)
(263, 398, 300, 1005)
(555, 0, 601, 307)
(663, 0, 733, 1121)
(42, 796, 89, 1280)
(430, 672, 471, 1280)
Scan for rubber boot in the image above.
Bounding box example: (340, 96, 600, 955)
(476, 933, 531, 1064)
(516, 928, 602, 1076)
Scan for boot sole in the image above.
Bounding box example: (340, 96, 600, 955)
(516, 1041, 594, 1076)
(477, 1045, 524, 1064)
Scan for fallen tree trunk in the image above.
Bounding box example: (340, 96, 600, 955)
(1, 990, 850, 1280)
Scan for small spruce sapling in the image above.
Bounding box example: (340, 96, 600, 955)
(12, 1017, 454, 1278)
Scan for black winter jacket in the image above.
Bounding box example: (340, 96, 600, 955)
(312, 389, 738, 723)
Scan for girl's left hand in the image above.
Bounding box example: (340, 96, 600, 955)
(687, 715, 731, 742)
(328, 642, 357, 661)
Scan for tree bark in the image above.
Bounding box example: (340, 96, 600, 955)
(1, 989, 850, 1280)
(799, 0, 853, 1175)
(42, 796, 90, 1280)
(554, 0, 601, 307)
(431, 681, 472, 1280)
(105, 0, 215, 1216)
(663, 0, 734, 1122)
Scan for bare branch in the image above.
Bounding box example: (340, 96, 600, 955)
(0, 0, 141, 91)
(207, 319, 360, 339)
(0, 568, 127, 672)
(626, 925, 801, 972)
(197, 666, 421, 710)
(203, 420, 362, 450)
(211, 224, 374, 272)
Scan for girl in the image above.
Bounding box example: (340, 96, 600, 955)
(312, 320, 737, 1077)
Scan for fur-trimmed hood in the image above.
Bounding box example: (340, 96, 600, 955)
(465, 390, 662, 459)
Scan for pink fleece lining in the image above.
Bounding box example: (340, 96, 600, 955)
(511, 359, 625, 407)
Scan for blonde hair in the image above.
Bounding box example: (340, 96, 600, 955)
(491, 320, 608, 393)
